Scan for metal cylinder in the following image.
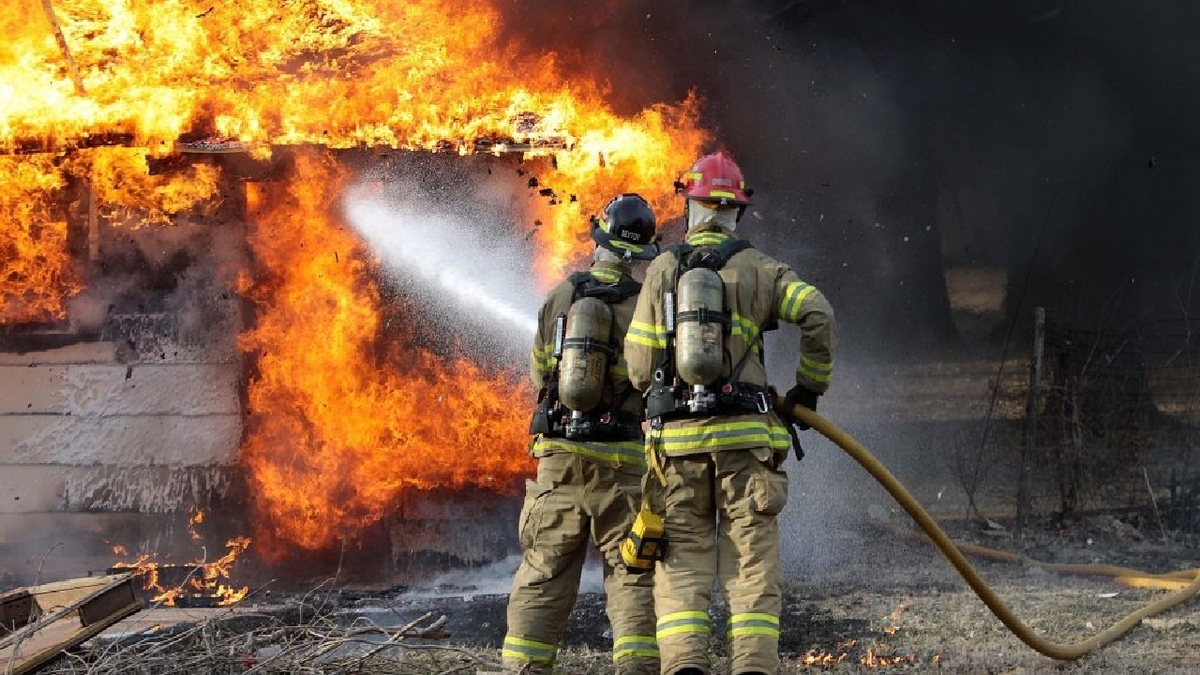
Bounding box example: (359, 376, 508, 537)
(558, 296, 613, 412)
(675, 267, 725, 386)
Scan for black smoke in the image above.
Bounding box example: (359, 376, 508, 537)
(500, 0, 1200, 359)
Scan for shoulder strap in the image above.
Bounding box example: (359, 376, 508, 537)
(718, 237, 754, 262)
(671, 238, 753, 275)
(568, 270, 641, 303)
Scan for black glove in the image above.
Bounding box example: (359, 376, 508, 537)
(784, 385, 820, 431)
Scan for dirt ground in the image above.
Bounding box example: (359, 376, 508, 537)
(21, 507, 1200, 674)
(364, 513, 1200, 675)
(13, 488, 1192, 675)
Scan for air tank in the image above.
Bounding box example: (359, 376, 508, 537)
(675, 267, 725, 386)
(557, 296, 613, 412)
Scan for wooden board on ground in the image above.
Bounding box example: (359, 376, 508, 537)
(0, 574, 140, 675)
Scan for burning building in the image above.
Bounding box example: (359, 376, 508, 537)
(7, 0, 1199, 604)
(0, 0, 710, 591)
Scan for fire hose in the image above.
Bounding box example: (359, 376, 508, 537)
(788, 403, 1200, 660)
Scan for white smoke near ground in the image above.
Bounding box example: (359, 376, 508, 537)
(396, 553, 603, 599)
(342, 174, 541, 366)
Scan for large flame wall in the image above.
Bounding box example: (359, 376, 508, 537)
(2, 0, 711, 561)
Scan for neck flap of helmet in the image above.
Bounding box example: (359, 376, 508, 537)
(687, 201, 740, 232)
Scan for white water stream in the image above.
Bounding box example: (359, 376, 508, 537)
(342, 182, 541, 360)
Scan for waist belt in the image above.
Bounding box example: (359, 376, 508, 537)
(648, 381, 771, 420)
(715, 383, 772, 415)
(534, 406, 643, 441)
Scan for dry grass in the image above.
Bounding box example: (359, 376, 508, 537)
(20, 519, 1200, 675)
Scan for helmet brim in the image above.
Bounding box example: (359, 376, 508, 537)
(590, 222, 659, 261)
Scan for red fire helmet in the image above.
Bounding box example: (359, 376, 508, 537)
(676, 151, 753, 206)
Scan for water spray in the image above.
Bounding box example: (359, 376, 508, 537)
(342, 185, 540, 352)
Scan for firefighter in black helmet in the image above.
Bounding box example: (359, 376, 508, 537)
(501, 194, 660, 675)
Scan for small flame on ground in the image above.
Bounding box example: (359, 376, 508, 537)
(111, 508, 251, 607)
(114, 521, 253, 610)
(112, 537, 252, 608)
(882, 593, 912, 636)
(800, 637, 932, 670)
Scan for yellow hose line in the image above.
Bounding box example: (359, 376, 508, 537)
(1113, 571, 1200, 588)
(791, 404, 1200, 660)
(947, 538, 1200, 590)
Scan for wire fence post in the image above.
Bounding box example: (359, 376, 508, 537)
(1016, 306, 1045, 545)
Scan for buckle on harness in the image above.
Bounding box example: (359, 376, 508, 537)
(755, 390, 770, 414)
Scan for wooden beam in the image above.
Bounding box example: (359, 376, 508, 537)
(0, 574, 140, 675)
(40, 0, 86, 97)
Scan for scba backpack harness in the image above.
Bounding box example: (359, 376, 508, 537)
(645, 238, 776, 421)
(529, 271, 643, 441)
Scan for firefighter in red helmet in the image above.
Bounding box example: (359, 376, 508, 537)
(625, 151, 838, 675)
(679, 150, 754, 224)
(501, 194, 660, 675)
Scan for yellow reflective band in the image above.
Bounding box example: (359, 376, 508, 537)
(728, 625, 781, 638)
(798, 355, 833, 384)
(727, 612, 780, 638)
(657, 611, 711, 639)
(770, 426, 791, 450)
(592, 267, 622, 283)
(613, 634, 659, 662)
(709, 190, 737, 200)
(801, 354, 833, 374)
(608, 239, 646, 254)
(686, 231, 731, 246)
(657, 421, 790, 453)
(780, 282, 815, 322)
(658, 422, 775, 452)
(532, 346, 553, 363)
(729, 312, 762, 345)
(532, 439, 648, 466)
(626, 320, 667, 348)
(731, 612, 779, 625)
(610, 363, 629, 379)
(502, 636, 557, 663)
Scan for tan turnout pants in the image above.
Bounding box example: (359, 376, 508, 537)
(503, 452, 659, 674)
(651, 448, 788, 675)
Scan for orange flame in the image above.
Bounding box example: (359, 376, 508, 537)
(800, 638, 929, 670)
(112, 508, 250, 606)
(113, 536, 252, 607)
(3, 0, 711, 555)
(237, 150, 540, 554)
(63, 148, 223, 229)
(0, 155, 80, 323)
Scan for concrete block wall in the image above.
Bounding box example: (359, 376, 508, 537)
(0, 337, 243, 586)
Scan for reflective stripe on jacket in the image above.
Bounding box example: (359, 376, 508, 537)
(529, 261, 646, 467)
(624, 226, 836, 456)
